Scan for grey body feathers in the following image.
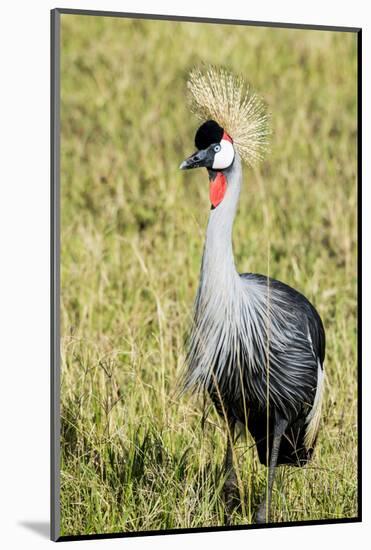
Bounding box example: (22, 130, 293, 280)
(184, 153, 325, 466)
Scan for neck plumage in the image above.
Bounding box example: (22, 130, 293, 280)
(185, 153, 243, 393)
(200, 153, 242, 292)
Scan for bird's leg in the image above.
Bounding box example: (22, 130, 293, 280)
(255, 417, 288, 524)
(223, 420, 240, 524)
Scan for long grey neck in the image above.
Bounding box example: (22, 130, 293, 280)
(201, 152, 242, 288)
(186, 153, 243, 392)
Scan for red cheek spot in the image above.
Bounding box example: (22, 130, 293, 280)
(223, 131, 233, 143)
(209, 172, 227, 208)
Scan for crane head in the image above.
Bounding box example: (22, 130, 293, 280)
(179, 120, 235, 171)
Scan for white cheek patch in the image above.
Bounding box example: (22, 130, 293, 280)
(212, 139, 235, 170)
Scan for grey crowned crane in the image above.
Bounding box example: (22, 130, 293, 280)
(180, 67, 325, 524)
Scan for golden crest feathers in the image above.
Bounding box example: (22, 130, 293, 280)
(187, 66, 270, 166)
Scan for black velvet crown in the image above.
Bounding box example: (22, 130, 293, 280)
(195, 120, 224, 150)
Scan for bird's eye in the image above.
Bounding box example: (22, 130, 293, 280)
(214, 144, 221, 153)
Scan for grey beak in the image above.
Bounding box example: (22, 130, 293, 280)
(179, 159, 190, 170)
(179, 148, 209, 170)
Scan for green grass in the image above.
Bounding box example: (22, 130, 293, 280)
(59, 14, 358, 536)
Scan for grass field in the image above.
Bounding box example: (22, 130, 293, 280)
(59, 14, 358, 536)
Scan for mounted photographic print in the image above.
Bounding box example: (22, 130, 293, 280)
(51, 8, 361, 541)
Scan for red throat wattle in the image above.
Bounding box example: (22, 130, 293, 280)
(209, 172, 227, 208)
